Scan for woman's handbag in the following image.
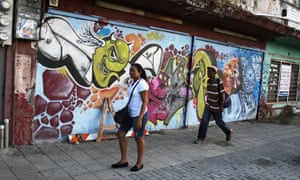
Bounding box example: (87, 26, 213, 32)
(114, 106, 129, 124)
(114, 80, 140, 124)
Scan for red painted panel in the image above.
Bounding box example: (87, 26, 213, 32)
(13, 93, 33, 145)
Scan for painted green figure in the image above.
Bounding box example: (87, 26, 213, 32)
(93, 37, 130, 88)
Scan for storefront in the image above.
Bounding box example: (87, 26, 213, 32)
(259, 37, 300, 119)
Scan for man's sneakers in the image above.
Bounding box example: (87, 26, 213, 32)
(226, 129, 233, 142)
(194, 139, 205, 144)
(194, 129, 233, 144)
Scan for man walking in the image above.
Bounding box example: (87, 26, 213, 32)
(194, 65, 233, 144)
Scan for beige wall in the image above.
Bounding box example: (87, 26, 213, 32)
(230, 0, 300, 30)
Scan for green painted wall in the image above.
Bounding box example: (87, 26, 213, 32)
(259, 38, 300, 118)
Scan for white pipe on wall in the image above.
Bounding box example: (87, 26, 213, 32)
(0, 125, 4, 148)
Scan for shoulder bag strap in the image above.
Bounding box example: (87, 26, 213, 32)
(127, 80, 140, 105)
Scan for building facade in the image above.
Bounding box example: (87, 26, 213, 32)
(258, 37, 300, 118)
(2, 0, 300, 145)
(231, 0, 300, 117)
(232, 0, 300, 30)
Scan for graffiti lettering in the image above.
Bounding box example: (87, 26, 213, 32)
(146, 31, 164, 41)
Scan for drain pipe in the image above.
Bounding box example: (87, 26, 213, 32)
(0, 125, 4, 148)
(4, 119, 9, 148)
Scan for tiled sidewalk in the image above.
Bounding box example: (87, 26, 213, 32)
(0, 120, 300, 180)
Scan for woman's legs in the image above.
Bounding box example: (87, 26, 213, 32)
(132, 113, 148, 168)
(114, 116, 133, 165)
(135, 137, 145, 167)
(117, 131, 128, 163)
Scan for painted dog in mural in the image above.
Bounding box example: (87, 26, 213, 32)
(38, 16, 101, 87)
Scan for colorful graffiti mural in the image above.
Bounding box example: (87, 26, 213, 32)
(34, 13, 192, 142)
(186, 38, 264, 126)
(33, 12, 264, 142)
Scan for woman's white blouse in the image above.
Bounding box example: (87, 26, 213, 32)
(128, 79, 149, 117)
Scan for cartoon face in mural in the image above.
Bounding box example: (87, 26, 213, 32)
(192, 50, 212, 119)
(222, 57, 241, 94)
(241, 58, 255, 94)
(92, 36, 130, 88)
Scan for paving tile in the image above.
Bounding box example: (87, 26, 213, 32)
(1, 120, 300, 179)
(94, 169, 121, 179)
(26, 155, 59, 171)
(61, 164, 89, 177)
(40, 168, 73, 180)
(17, 172, 46, 180)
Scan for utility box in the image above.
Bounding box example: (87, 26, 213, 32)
(15, 0, 41, 40)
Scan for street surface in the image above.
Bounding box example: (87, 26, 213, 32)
(0, 116, 300, 180)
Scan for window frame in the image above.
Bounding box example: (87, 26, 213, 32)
(267, 59, 300, 103)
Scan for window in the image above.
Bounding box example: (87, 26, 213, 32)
(267, 60, 300, 103)
(267, 60, 280, 102)
(288, 64, 299, 100)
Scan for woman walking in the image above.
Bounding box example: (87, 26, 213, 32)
(112, 63, 149, 172)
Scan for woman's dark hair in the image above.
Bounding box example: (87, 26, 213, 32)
(131, 63, 147, 80)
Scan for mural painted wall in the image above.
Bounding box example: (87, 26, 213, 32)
(33, 11, 192, 142)
(186, 38, 264, 126)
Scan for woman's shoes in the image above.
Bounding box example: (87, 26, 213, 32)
(111, 162, 128, 168)
(112, 162, 144, 172)
(130, 164, 143, 172)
